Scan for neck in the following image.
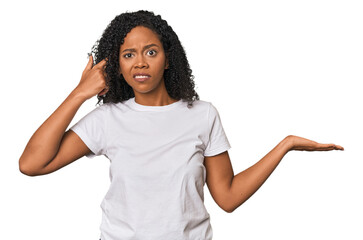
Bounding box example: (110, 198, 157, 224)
(134, 95, 178, 106)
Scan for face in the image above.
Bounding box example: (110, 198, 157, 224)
(119, 26, 169, 97)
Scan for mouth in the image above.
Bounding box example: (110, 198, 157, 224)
(133, 73, 151, 82)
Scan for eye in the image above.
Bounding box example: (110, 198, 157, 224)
(123, 53, 133, 58)
(147, 50, 157, 56)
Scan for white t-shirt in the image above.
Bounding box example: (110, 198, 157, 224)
(70, 97, 231, 240)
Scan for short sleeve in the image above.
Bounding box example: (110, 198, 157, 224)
(69, 105, 108, 159)
(204, 103, 231, 157)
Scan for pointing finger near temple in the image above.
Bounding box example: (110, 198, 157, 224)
(94, 58, 108, 69)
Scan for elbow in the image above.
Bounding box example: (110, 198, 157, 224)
(19, 164, 37, 176)
(223, 206, 235, 213)
(221, 196, 244, 213)
(220, 202, 236, 213)
(216, 194, 238, 213)
(19, 158, 40, 177)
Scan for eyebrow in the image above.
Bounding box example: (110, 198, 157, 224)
(121, 44, 159, 53)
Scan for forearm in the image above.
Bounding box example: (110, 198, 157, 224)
(19, 89, 87, 172)
(227, 137, 292, 212)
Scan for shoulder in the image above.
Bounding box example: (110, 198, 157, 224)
(181, 99, 224, 121)
(96, 99, 133, 114)
(184, 99, 212, 111)
(191, 99, 211, 106)
(189, 99, 220, 115)
(88, 102, 113, 115)
(80, 102, 120, 121)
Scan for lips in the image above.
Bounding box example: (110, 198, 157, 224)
(133, 73, 151, 82)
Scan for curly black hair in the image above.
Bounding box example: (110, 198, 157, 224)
(89, 10, 199, 107)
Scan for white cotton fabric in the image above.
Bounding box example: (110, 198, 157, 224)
(70, 97, 231, 240)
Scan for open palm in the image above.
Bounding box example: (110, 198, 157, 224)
(287, 135, 344, 151)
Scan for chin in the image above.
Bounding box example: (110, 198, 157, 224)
(133, 87, 156, 94)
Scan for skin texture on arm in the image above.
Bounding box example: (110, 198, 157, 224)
(204, 135, 344, 213)
(19, 91, 89, 176)
(33, 130, 93, 176)
(19, 56, 108, 176)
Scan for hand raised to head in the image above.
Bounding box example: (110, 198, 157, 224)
(75, 55, 109, 101)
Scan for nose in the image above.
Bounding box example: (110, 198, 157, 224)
(135, 55, 148, 69)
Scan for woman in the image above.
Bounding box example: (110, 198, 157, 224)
(19, 10, 343, 240)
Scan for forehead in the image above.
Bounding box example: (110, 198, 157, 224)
(120, 26, 162, 49)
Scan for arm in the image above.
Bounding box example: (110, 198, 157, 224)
(204, 135, 344, 213)
(19, 55, 108, 176)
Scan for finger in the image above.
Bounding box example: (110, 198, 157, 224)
(94, 58, 108, 69)
(318, 143, 337, 151)
(316, 143, 343, 151)
(323, 144, 344, 151)
(85, 54, 94, 71)
(334, 145, 344, 150)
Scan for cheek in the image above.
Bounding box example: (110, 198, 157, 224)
(155, 58, 167, 72)
(118, 61, 123, 74)
(119, 61, 129, 74)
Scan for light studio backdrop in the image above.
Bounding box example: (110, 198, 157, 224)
(1, 0, 362, 239)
